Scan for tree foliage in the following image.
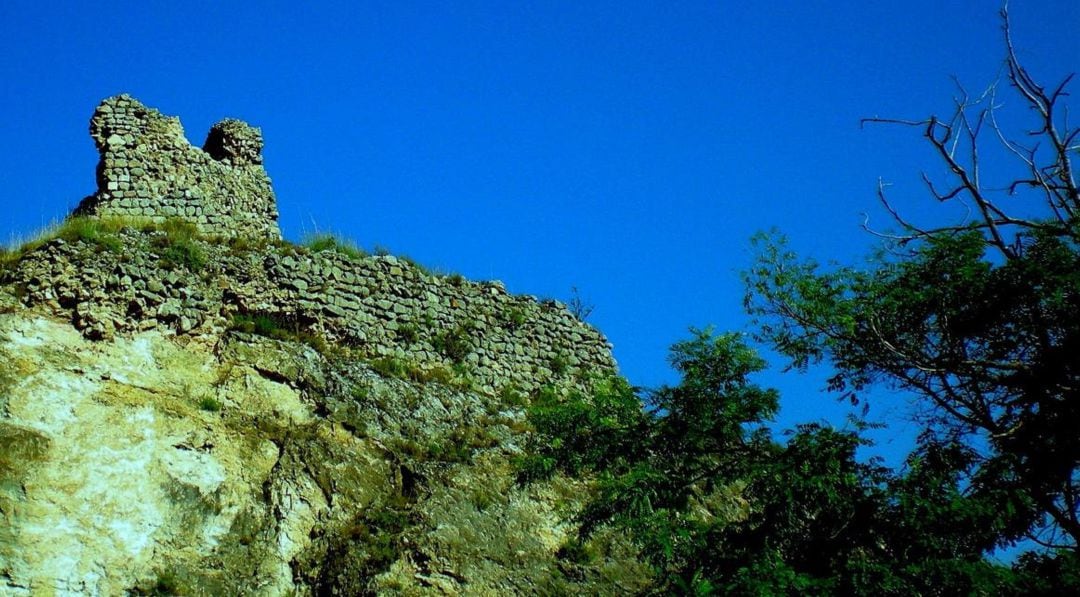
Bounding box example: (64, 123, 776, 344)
(745, 5, 1080, 555)
(524, 329, 1080, 593)
(520, 8, 1080, 594)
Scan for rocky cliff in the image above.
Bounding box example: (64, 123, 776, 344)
(0, 98, 651, 595)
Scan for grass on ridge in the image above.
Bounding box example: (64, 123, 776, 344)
(303, 233, 369, 260)
(0, 215, 215, 273)
(1, 215, 153, 266)
(152, 218, 207, 270)
(300, 232, 467, 280)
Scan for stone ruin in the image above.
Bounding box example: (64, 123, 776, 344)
(75, 95, 281, 239)
(5, 95, 617, 390)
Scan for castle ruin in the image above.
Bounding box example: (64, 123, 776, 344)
(6, 95, 617, 391)
(75, 95, 281, 239)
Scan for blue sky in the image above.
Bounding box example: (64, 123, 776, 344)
(2, 1, 1078, 463)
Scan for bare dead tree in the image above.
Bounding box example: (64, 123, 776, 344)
(844, 4, 1080, 550)
(860, 3, 1079, 262)
(568, 286, 595, 322)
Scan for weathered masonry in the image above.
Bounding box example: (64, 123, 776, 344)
(6, 96, 617, 391)
(75, 95, 281, 239)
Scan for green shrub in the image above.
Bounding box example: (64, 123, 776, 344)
(313, 500, 412, 594)
(433, 323, 473, 363)
(1, 216, 153, 268)
(129, 570, 183, 596)
(300, 332, 332, 356)
(198, 396, 223, 412)
(305, 234, 339, 253)
(422, 364, 456, 385)
(453, 424, 498, 452)
(556, 538, 594, 565)
(211, 364, 234, 388)
(304, 233, 368, 260)
(0, 247, 15, 272)
(232, 313, 285, 337)
(231, 313, 258, 333)
(2, 226, 53, 258)
(159, 218, 199, 243)
(0, 216, 228, 277)
(517, 377, 646, 482)
(549, 353, 571, 376)
(370, 356, 411, 380)
(450, 361, 472, 379)
(503, 307, 528, 330)
(369, 356, 454, 386)
(150, 218, 206, 270)
(446, 272, 466, 286)
(350, 385, 371, 402)
(226, 235, 267, 254)
(152, 572, 181, 596)
(55, 217, 126, 253)
(396, 323, 419, 345)
(230, 311, 332, 355)
(365, 355, 477, 391)
(254, 315, 281, 337)
(515, 453, 557, 484)
(498, 384, 528, 408)
(158, 240, 206, 270)
(394, 426, 494, 465)
(422, 266, 454, 279)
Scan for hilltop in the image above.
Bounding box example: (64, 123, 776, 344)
(0, 97, 650, 595)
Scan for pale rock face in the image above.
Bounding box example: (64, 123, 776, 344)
(0, 95, 645, 595)
(0, 316, 309, 596)
(0, 310, 653, 595)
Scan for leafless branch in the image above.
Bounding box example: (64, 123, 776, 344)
(859, 3, 1080, 265)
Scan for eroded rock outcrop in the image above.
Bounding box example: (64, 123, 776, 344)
(0, 97, 649, 595)
(0, 313, 650, 595)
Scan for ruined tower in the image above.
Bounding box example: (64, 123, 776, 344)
(75, 95, 281, 239)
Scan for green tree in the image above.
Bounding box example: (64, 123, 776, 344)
(523, 330, 1043, 594)
(745, 7, 1080, 554)
(521, 330, 782, 592)
(521, 11, 1080, 591)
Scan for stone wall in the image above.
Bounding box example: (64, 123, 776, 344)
(7, 95, 617, 392)
(75, 95, 281, 240)
(7, 234, 615, 393)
